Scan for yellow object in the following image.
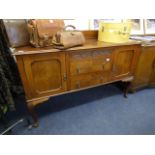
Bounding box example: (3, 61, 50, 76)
(98, 21, 132, 43)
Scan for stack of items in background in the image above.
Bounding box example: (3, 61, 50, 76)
(130, 36, 155, 46)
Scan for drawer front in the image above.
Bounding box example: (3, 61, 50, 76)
(93, 72, 109, 85)
(69, 51, 92, 76)
(69, 50, 113, 76)
(70, 72, 110, 90)
(70, 74, 93, 90)
(92, 50, 113, 72)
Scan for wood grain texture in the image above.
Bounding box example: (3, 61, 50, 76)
(149, 70, 155, 86)
(13, 39, 141, 56)
(130, 45, 155, 90)
(19, 52, 67, 99)
(67, 49, 114, 90)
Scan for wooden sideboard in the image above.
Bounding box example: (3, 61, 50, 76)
(13, 39, 141, 127)
(130, 45, 155, 91)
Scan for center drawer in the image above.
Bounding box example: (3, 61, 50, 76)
(69, 50, 113, 76)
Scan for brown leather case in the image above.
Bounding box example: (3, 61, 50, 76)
(27, 19, 64, 47)
(52, 25, 86, 49)
(3, 19, 30, 47)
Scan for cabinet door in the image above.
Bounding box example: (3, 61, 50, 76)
(111, 45, 140, 80)
(131, 47, 155, 89)
(23, 52, 67, 99)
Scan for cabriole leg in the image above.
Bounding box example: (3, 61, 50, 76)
(123, 81, 131, 98)
(27, 102, 39, 128)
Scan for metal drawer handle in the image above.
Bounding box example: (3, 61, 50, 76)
(102, 64, 105, 69)
(76, 82, 80, 88)
(100, 77, 104, 82)
(102, 58, 110, 69)
(112, 65, 117, 72)
(63, 74, 67, 81)
(76, 65, 80, 74)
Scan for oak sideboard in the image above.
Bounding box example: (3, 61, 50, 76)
(13, 39, 141, 127)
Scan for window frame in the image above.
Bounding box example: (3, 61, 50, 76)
(130, 19, 144, 35)
(144, 19, 155, 35)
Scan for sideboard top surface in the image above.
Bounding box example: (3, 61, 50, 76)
(13, 39, 141, 56)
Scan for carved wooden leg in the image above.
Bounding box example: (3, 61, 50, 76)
(123, 81, 131, 98)
(27, 102, 39, 128)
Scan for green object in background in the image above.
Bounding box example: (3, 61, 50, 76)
(3, 105, 8, 114)
(0, 105, 8, 118)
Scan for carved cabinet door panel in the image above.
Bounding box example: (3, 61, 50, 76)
(111, 45, 140, 80)
(131, 48, 155, 89)
(23, 52, 67, 99)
